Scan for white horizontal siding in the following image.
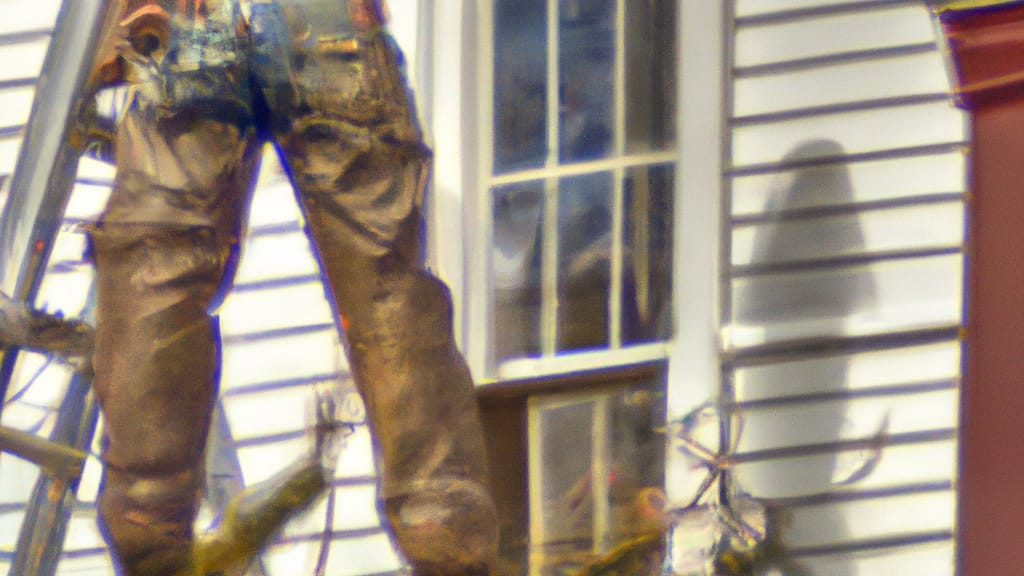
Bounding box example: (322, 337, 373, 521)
(720, 2, 965, 573)
(734, 3, 935, 68)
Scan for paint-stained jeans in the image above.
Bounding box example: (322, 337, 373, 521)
(90, 2, 497, 574)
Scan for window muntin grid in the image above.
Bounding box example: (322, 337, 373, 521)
(484, 0, 677, 374)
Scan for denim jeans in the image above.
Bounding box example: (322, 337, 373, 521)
(90, 2, 497, 574)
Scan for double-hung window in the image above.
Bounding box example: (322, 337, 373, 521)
(441, 2, 679, 575)
(467, 0, 677, 380)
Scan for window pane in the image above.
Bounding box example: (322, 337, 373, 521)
(558, 172, 613, 352)
(494, 167, 673, 361)
(622, 164, 673, 345)
(495, 0, 548, 173)
(537, 400, 596, 545)
(530, 380, 667, 574)
(559, 0, 615, 163)
(625, 0, 677, 153)
(493, 182, 545, 361)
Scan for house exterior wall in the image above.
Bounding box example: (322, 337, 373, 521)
(0, 1, 974, 574)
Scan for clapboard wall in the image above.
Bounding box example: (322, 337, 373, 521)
(723, 1, 966, 574)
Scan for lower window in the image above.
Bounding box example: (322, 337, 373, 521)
(479, 366, 667, 575)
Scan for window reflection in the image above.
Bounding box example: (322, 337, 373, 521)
(529, 379, 666, 575)
(494, 165, 674, 360)
(490, 2, 677, 365)
(495, 0, 548, 173)
(626, 0, 677, 154)
(494, 0, 676, 169)
(559, 0, 615, 163)
(623, 164, 673, 345)
(558, 172, 613, 352)
(493, 183, 545, 361)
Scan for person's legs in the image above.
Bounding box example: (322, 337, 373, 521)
(90, 7, 261, 573)
(92, 221, 244, 576)
(253, 3, 498, 573)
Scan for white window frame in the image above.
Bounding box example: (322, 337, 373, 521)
(664, 0, 726, 503)
(425, 1, 726, 561)
(424, 0, 725, 487)
(426, 0, 698, 384)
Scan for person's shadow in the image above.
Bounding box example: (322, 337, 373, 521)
(734, 139, 877, 575)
